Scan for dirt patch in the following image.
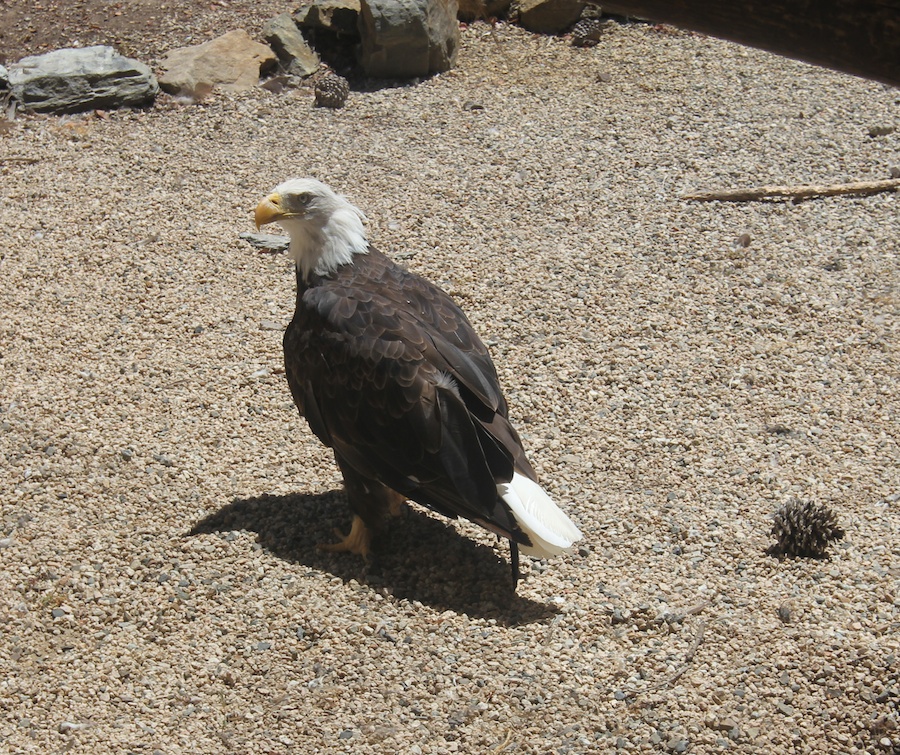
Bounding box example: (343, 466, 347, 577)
(0, 0, 289, 63)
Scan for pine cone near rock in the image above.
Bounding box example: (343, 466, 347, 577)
(570, 19, 607, 48)
(314, 72, 349, 109)
(767, 500, 845, 558)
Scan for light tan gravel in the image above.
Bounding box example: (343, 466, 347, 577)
(1, 21, 899, 755)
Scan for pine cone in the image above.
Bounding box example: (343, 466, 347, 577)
(314, 72, 349, 109)
(767, 500, 845, 558)
(570, 19, 607, 48)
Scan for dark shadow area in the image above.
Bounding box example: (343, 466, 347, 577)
(301, 27, 358, 79)
(190, 490, 558, 626)
(299, 27, 442, 94)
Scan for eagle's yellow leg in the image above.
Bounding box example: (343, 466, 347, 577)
(322, 456, 409, 559)
(318, 515, 372, 558)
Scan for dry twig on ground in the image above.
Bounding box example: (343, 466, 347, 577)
(626, 619, 708, 697)
(683, 178, 900, 202)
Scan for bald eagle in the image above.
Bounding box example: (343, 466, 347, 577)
(254, 178, 582, 584)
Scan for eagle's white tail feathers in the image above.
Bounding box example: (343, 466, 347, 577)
(498, 473, 583, 558)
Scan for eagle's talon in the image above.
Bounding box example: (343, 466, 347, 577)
(317, 515, 372, 559)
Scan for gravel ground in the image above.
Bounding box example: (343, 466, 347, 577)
(2, 20, 899, 755)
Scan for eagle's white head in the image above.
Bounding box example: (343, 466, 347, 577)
(254, 178, 369, 279)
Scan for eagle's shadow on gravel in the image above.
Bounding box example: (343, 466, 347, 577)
(190, 491, 558, 626)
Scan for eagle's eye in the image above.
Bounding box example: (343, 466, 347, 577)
(296, 192, 312, 206)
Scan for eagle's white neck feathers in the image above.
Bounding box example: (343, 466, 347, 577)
(274, 179, 369, 279)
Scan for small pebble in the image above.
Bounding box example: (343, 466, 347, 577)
(776, 702, 795, 716)
(58, 722, 88, 734)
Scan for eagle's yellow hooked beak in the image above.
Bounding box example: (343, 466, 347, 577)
(254, 193, 285, 230)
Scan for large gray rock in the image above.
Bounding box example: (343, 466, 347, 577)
(294, 0, 362, 36)
(6, 46, 158, 114)
(517, 0, 584, 33)
(158, 30, 277, 97)
(263, 14, 320, 77)
(359, 0, 459, 78)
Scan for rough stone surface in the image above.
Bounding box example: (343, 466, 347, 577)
(262, 13, 320, 77)
(5, 45, 158, 113)
(293, 0, 362, 36)
(239, 231, 290, 252)
(359, 0, 459, 77)
(158, 29, 277, 96)
(517, 0, 585, 33)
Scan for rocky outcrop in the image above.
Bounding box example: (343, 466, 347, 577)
(294, 0, 362, 36)
(158, 30, 277, 97)
(0, 0, 600, 116)
(517, 0, 585, 33)
(358, 0, 459, 78)
(262, 14, 320, 77)
(6, 46, 158, 114)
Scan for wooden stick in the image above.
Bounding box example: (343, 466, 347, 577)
(491, 729, 514, 754)
(0, 157, 40, 165)
(683, 178, 900, 203)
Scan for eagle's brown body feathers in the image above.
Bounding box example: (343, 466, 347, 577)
(284, 247, 535, 546)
